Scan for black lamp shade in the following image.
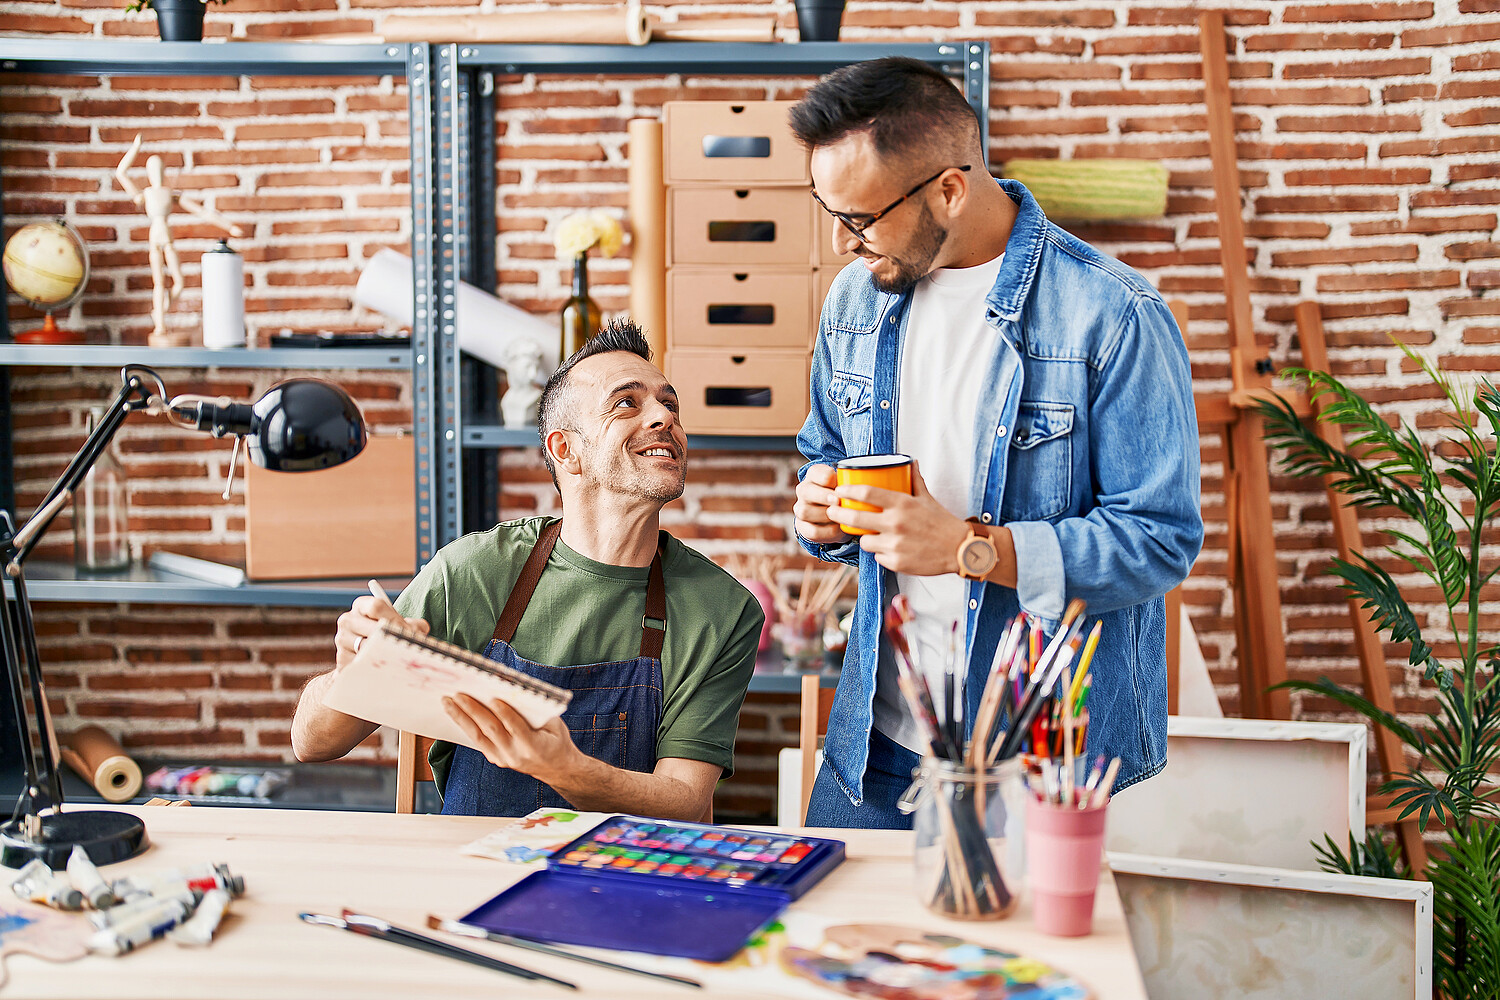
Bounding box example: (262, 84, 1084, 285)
(248, 379, 367, 472)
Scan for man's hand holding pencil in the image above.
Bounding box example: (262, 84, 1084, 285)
(334, 580, 431, 670)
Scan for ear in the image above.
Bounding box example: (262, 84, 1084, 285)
(936, 166, 971, 221)
(545, 428, 583, 479)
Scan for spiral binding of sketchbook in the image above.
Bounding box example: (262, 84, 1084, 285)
(322, 622, 572, 746)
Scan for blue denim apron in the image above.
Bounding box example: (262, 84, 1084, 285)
(441, 519, 666, 816)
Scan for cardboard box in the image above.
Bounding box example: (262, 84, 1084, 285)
(669, 186, 814, 267)
(244, 434, 417, 581)
(663, 101, 809, 185)
(666, 348, 810, 435)
(816, 205, 858, 266)
(667, 267, 814, 350)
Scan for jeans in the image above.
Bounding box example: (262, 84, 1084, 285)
(804, 729, 921, 830)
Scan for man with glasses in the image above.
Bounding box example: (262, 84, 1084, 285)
(790, 57, 1202, 828)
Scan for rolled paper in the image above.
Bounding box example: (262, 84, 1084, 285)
(353, 248, 559, 376)
(380, 4, 653, 45)
(652, 17, 777, 42)
(626, 119, 667, 368)
(60, 725, 142, 803)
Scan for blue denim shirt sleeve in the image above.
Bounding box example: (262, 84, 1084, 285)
(1010, 292, 1203, 620)
(795, 331, 862, 566)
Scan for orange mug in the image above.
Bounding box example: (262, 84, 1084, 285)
(835, 454, 913, 536)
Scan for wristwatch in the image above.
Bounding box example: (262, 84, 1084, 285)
(955, 519, 998, 581)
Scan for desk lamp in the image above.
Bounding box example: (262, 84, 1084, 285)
(1, 365, 366, 868)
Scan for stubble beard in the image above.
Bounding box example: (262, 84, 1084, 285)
(870, 200, 949, 295)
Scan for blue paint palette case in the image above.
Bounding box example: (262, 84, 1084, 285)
(459, 816, 845, 962)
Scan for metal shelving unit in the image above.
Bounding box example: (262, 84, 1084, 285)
(443, 40, 991, 536)
(0, 40, 445, 608)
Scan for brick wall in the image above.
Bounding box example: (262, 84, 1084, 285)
(4, 1, 1498, 821)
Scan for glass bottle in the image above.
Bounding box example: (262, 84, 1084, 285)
(73, 407, 131, 572)
(559, 253, 602, 361)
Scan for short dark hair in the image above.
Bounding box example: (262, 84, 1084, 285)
(789, 57, 982, 162)
(536, 317, 653, 489)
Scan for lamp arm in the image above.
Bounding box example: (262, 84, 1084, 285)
(3, 365, 163, 829)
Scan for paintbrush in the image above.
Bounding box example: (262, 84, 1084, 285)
(427, 917, 702, 989)
(995, 634, 1082, 761)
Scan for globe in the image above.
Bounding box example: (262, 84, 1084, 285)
(2, 219, 89, 344)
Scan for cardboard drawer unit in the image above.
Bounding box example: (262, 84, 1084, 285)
(666, 349, 811, 435)
(244, 434, 417, 581)
(667, 268, 814, 350)
(669, 186, 814, 266)
(663, 101, 809, 185)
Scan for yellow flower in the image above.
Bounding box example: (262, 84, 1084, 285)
(553, 212, 601, 257)
(592, 212, 623, 258)
(553, 211, 623, 259)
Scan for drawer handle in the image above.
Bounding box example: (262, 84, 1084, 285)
(707, 305, 774, 325)
(733, 273, 748, 281)
(702, 135, 770, 159)
(705, 386, 772, 408)
(707, 221, 775, 243)
(731, 355, 747, 364)
(734, 189, 750, 198)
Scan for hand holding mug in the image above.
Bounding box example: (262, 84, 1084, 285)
(793, 463, 851, 545)
(829, 458, 973, 577)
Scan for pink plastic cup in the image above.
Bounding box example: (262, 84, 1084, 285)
(1025, 798, 1108, 936)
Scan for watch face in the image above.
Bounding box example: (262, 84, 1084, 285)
(959, 537, 997, 577)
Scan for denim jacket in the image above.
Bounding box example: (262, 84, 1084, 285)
(797, 179, 1203, 805)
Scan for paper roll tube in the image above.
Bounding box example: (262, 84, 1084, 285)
(627, 119, 667, 368)
(60, 726, 142, 803)
(652, 18, 777, 42)
(353, 248, 560, 375)
(381, 5, 652, 45)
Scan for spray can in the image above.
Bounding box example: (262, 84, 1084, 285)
(201, 238, 246, 349)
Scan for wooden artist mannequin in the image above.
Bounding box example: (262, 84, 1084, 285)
(116, 134, 243, 347)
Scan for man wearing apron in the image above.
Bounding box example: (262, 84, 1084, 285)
(292, 320, 764, 820)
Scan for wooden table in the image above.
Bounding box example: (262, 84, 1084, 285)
(3, 806, 1147, 999)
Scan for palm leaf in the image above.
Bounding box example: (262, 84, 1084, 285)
(1327, 555, 1445, 684)
(1274, 677, 1426, 748)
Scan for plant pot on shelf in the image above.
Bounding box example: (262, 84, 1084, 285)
(152, 0, 206, 41)
(795, 0, 845, 41)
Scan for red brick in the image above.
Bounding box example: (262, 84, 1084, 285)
(1285, 2, 1434, 19)
(1380, 136, 1500, 156)
(1283, 167, 1429, 186)
(1256, 194, 1400, 214)
(1446, 242, 1500, 262)
(1281, 56, 1431, 80)
(1383, 83, 1439, 102)
(1412, 189, 1500, 209)
(1129, 60, 1271, 81)
(1401, 21, 1500, 45)
(1276, 113, 1421, 132)
(1093, 34, 1200, 55)
(1244, 32, 1395, 51)
(1315, 270, 1461, 292)
(1440, 79, 1500, 100)
(1445, 107, 1500, 128)
(1128, 8, 1270, 25)
(1350, 214, 1497, 236)
(1451, 164, 1500, 183)
(1271, 245, 1419, 267)
(1231, 84, 1371, 105)
(1454, 52, 1500, 71)
(75, 699, 201, 720)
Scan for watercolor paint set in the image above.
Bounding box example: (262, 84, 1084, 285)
(459, 816, 845, 961)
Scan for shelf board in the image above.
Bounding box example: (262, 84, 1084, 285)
(746, 669, 838, 693)
(463, 424, 801, 453)
(0, 344, 412, 370)
(9, 561, 409, 608)
(456, 41, 974, 76)
(0, 39, 408, 77)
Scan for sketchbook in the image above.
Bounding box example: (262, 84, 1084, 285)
(322, 622, 571, 745)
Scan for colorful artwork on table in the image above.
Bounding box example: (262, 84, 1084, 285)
(780, 924, 1093, 1000)
(459, 808, 610, 866)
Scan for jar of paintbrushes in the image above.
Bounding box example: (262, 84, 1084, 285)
(911, 757, 1025, 919)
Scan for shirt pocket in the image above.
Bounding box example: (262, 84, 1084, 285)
(826, 370, 874, 457)
(1001, 401, 1074, 523)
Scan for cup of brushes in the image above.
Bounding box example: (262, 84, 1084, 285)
(887, 595, 1119, 930)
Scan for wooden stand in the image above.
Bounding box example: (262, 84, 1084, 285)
(1195, 10, 1426, 872)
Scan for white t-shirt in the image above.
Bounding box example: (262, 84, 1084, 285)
(873, 251, 1007, 755)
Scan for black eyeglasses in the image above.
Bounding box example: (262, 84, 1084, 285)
(811, 165, 972, 244)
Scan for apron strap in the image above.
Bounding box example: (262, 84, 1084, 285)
(492, 518, 564, 645)
(492, 519, 670, 659)
(640, 532, 668, 660)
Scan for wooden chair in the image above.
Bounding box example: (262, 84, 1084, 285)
(395, 730, 434, 814)
(796, 674, 836, 825)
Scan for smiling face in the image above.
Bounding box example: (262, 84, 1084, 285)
(549, 350, 688, 507)
(811, 131, 952, 295)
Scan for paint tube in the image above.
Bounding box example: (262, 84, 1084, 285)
(89, 886, 201, 930)
(67, 845, 118, 910)
(10, 859, 83, 911)
(111, 863, 243, 905)
(169, 888, 229, 946)
(87, 896, 195, 956)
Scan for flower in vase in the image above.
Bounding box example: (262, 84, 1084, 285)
(553, 211, 623, 259)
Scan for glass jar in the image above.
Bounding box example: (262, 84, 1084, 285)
(911, 757, 1025, 920)
(72, 407, 131, 572)
(559, 253, 601, 361)
(775, 611, 823, 673)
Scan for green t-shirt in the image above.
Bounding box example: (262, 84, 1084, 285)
(393, 516, 763, 796)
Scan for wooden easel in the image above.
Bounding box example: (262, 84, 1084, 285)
(1193, 10, 1427, 871)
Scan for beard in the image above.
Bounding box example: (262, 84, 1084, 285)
(869, 200, 949, 294)
(581, 433, 687, 505)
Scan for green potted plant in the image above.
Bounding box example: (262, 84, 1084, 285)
(1260, 348, 1500, 1000)
(125, 0, 229, 42)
